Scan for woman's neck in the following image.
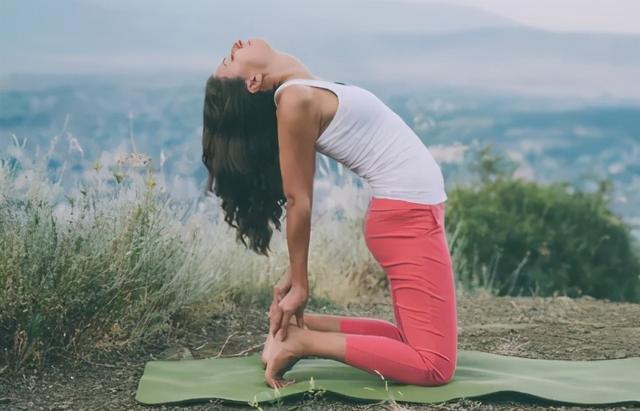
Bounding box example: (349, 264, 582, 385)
(269, 52, 317, 90)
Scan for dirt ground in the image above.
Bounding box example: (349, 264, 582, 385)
(2, 292, 640, 410)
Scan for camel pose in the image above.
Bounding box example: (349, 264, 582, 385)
(204, 38, 457, 389)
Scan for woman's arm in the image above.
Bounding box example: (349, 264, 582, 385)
(276, 86, 320, 290)
(284, 198, 311, 290)
(270, 86, 321, 339)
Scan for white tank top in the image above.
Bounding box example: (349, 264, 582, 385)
(273, 78, 447, 205)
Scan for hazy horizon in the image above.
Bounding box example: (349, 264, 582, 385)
(1, 0, 639, 100)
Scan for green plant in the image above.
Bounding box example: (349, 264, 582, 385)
(0, 144, 226, 371)
(446, 147, 640, 301)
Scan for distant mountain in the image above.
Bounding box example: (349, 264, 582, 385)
(1, 0, 639, 99)
(1, 80, 639, 238)
(0, 0, 519, 57)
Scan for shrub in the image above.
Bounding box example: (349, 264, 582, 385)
(447, 173, 640, 302)
(0, 148, 225, 371)
(0, 137, 384, 371)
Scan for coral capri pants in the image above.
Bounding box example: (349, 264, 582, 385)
(340, 196, 458, 386)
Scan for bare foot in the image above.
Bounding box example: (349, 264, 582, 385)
(262, 317, 304, 369)
(261, 331, 274, 369)
(264, 324, 305, 389)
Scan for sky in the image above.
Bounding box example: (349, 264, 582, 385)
(417, 0, 640, 34)
(73, 0, 640, 35)
(1, 0, 638, 99)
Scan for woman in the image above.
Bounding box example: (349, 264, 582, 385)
(203, 38, 457, 389)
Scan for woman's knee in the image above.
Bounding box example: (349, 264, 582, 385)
(435, 361, 456, 384)
(422, 355, 456, 385)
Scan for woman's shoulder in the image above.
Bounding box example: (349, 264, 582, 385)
(274, 84, 324, 126)
(273, 77, 343, 107)
(274, 82, 317, 109)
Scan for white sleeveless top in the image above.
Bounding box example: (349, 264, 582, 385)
(273, 78, 447, 205)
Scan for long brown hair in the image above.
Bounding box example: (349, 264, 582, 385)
(201, 75, 287, 256)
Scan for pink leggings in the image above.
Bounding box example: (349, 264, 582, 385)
(340, 196, 458, 386)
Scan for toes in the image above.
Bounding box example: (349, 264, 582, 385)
(264, 360, 293, 389)
(264, 375, 296, 389)
(265, 362, 296, 386)
(277, 378, 296, 388)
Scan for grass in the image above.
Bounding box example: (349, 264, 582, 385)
(0, 135, 504, 372)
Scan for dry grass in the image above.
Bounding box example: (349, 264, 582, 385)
(0, 136, 485, 372)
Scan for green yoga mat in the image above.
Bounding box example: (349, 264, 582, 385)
(135, 350, 640, 406)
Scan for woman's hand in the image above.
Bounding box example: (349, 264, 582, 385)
(267, 268, 292, 332)
(273, 267, 293, 301)
(267, 268, 292, 315)
(269, 282, 308, 342)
